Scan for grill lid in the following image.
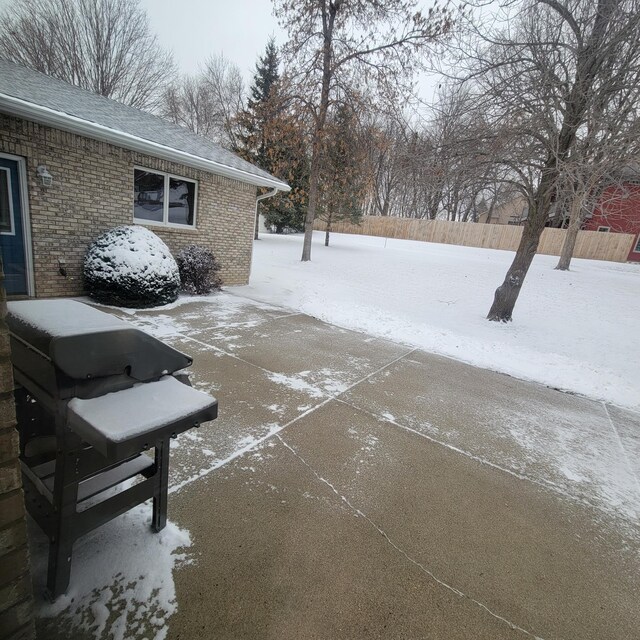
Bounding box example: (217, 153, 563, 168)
(7, 300, 191, 381)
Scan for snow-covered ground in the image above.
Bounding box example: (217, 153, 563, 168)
(32, 485, 190, 640)
(239, 231, 640, 411)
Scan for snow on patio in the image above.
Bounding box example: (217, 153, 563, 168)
(31, 490, 191, 640)
(239, 231, 640, 412)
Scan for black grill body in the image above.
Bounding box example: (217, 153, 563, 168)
(8, 299, 218, 598)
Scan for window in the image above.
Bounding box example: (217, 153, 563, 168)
(134, 168, 196, 227)
(634, 235, 640, 253)
(0, 168, 14, 235)
(597, 226, 610, 232)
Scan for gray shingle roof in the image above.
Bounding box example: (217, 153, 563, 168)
(0, 59, 289, 190)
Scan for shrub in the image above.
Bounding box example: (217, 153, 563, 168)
(84, 225, 180, 308)
(176, 245, 223, 295)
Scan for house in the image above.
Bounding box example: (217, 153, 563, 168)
(583, 183, 640, 262)
(0, 60, 289, 298)
(477, 194, 528, 225)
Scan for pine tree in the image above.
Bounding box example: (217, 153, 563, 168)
(236, 39, 308, 236)
(238, 38, 280, 168)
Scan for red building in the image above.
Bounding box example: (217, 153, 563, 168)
(584, 184, 640, 262)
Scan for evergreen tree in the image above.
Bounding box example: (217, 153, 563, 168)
(239, 38, 280, 168)
(236, 39, 308, 235)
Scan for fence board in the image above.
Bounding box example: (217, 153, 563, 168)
(314, 217, 635, 262)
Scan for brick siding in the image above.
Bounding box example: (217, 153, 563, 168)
(0, 115, 257, 297)
(0, 265, 35, 640)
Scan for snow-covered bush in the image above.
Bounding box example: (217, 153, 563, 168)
(176, 245, 223, 295)
(84, 225, 180, 308)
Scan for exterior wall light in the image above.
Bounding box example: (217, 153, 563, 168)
(36, 165, 53, 187)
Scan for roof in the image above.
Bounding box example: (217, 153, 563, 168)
(0, 59, 289, 191)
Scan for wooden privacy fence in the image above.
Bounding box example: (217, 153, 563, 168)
(314, 217, 635, 262)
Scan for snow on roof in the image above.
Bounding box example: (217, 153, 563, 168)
(0, 59, 289, 191)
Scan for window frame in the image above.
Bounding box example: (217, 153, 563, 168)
(597, 226, 610, 232)
(0, 166, 16, 236)
(633, 235, 640, 253)
(133, 166, 198, 229)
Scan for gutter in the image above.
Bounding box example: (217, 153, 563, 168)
(256, 188, 279, 203)
(0, 93, 290, 192)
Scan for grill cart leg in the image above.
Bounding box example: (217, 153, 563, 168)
(47, 446, 79, 598)
(152, 437, 170, 532)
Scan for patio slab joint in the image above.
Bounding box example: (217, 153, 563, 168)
(276, 433, 547, 640)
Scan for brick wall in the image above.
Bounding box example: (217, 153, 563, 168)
(0, 115, 257, 297)
(0, 260, 35, 640)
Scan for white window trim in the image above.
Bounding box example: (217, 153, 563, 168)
(597, 226, 610, 232)
(0, 152, 35, 296)
(133, 166, 198, 229)
(0, 166, 16, 236)
(633, 235, 640, 253)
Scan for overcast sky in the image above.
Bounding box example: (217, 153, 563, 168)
(0, 0, 439, 106)
(140, 0, 439, 105)
(140, 0, 286, 82)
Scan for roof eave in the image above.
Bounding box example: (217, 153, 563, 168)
(0, 93, 290, 192)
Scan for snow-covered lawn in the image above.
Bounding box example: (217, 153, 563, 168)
(239, 231, 640, 411)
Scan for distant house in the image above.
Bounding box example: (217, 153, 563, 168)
(477, 195, 528, 226)
(0, 60, 289, 298)
(583, 183, 640, 262)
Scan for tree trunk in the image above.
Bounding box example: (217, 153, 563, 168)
(487, 175, 554, 321)
(302, 151, 321, 261)
(325, 212, 332, 246)
(254, 205, 260, 240)
(556, 196, 584, 270)
(301, 4, 336, 262)
(485, 200, 496, 224)
(486, 222, 543, 321)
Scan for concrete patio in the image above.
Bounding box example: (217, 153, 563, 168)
(33, 294, 640, 640)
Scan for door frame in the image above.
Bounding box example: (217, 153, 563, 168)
(0, 151, 34, 296)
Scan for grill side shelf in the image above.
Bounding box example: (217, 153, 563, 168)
(67, 376, 218, 460)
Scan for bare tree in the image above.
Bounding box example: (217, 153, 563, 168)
(161, 54, 245, 149)
(387, 85, 506, 222)
(0, 0, 175, 111)
(274, 0, 456, 262)
(363, 117, 404, 218)
(203, 55, 246, 150)
(554, 85, 640, 269)
(450, 0, 640, 321)
(554, 165, 639, 270)
(162, 76, 218, 138)
(365, 121, 437, 220)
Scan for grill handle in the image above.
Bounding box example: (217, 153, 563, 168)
(50, 329, 192, 381)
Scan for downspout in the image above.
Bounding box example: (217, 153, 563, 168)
(254, 188, 279, 240)
(249, 188, 279, 281)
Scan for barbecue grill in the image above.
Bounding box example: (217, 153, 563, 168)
(7, 299, 218, 598)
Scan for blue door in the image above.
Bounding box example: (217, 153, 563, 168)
(0, 157, 28, 295)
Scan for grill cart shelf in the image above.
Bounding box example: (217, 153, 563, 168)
(7, 300, 218, 598)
